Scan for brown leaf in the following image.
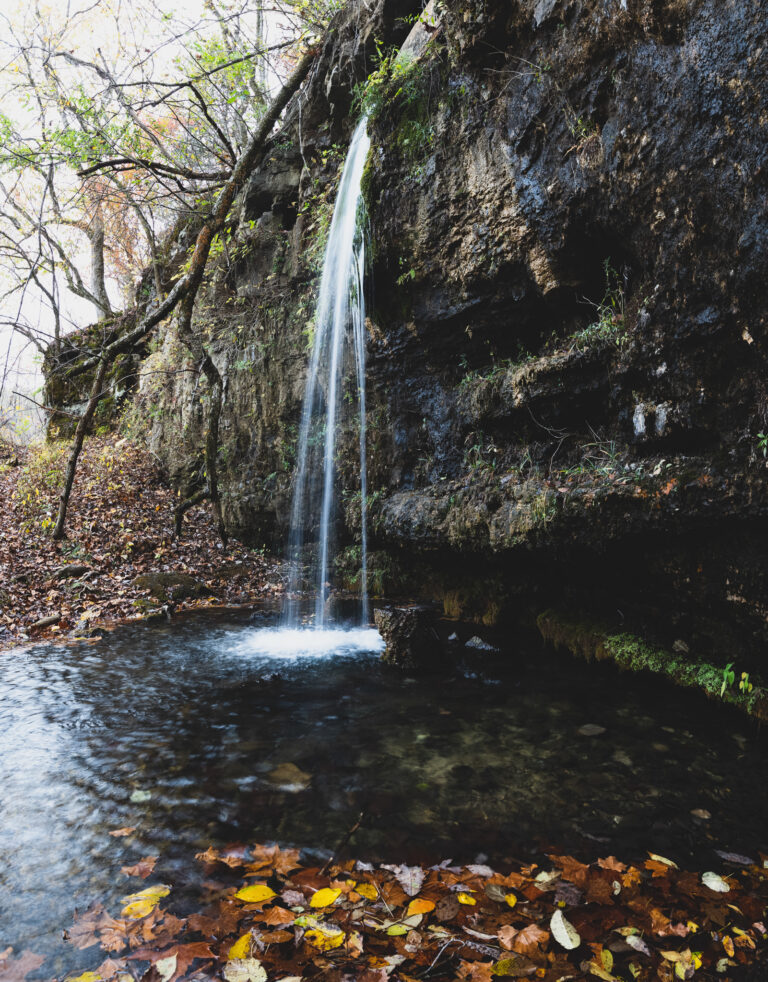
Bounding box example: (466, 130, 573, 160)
(0, 950, 45, 982)
(510, 924, 549, 958)
(128, 941, 215, 979)
(261, 905, 296, 927)
(110, 827, 137, 837)
(95, 958, 129, 981)
(435, 894, 462, 922)
(457, 960, 494, 981)
(122, 855, 158, 879)
(248, 843, 302, 876)
(597, 856, 627, 873)
(259, 929, 293, 944)
(550, 855, 590, 889)
(187, 904, 243, 940)
(66, 904, 112, 950)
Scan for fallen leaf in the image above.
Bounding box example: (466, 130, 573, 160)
(121, 885, 170, 920)
(310, 887, 341, 908)
(222, 957, 267, 982)
(234, 884, 276, 903)
(228, 934, 252, 960)
(407, 898, 435, 917)
(550, 909, 580, 950)
(381, 864, 425, 897)
(356, 882, 378, 901)
(0, 950, 45, 982)
(701, 871, 730, 893)
(109, 828, 136, 838)
(304, 924, 345, 950)
(121, 856, 158, 879)
(597, 857, 626, 873)
(154, 953, 176, 982)
(625, 934, 651, 956)
(648, 853, 678, 869)
(260, 906, 295, 927)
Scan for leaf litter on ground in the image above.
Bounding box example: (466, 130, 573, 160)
(27, 841, 766, 981)
(0, 435, 286, 650)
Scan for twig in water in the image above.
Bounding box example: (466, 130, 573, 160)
(319, 810, 365, 876)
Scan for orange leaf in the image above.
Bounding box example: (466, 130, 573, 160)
(407, 898, 435, 917)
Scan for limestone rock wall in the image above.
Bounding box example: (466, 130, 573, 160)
(132, 0, 768, 668)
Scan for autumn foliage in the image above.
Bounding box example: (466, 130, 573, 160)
(6, 842, 761, 981)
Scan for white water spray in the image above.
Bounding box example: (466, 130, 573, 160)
(283, 119, 371, 628)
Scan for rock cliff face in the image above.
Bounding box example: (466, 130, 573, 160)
(133, 0, 767, 672)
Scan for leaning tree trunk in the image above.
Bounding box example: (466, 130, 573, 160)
(52, 354, 109, 540)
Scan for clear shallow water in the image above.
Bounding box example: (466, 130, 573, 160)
(1, 611, 767, 976)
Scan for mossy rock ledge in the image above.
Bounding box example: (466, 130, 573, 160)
(537, 609, 768, 722)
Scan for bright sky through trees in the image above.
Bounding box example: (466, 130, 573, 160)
(0, 0, 323, 439)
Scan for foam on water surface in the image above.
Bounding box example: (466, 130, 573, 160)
(236, 626, 385, 659)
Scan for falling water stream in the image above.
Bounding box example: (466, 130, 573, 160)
(283, 119, 372, 629)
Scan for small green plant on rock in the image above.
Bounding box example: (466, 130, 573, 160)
(739, 671, 753, 694)
(757, 432, 768, 458)
(354, 43, 435, 167)
(720, 662, 735, 697)
(569, 260, 627, 352)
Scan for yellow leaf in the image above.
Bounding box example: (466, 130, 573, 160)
(66, 973, 103, 982)
(229, 933, 252, 960)
(355, 882, 378, 901)
(386, 923, 409, 936)
(723, 936, 735, 957)
(310, 887, 342, 908)
(601, 949, 614, 973)
(121, 884, 170, 919)
(649, 853, 678, 869)
(692, 952, 703, 969)
(505, 893, 517, 909)
(235, 884, 277, 903)
(457, 892, 476, 905)
(304, 927, 345, 950)
(587, 963, 616, 982)
(407, 898, 435, 916)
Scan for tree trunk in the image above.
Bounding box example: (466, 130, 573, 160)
(52, 355, 109, 540)
(88, 204, 112, 316)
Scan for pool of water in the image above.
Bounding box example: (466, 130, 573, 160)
(2, 610, 766, 977)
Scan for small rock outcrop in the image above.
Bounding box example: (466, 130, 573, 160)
(131, 572, 208, 602)
(374, 605, 442, 669)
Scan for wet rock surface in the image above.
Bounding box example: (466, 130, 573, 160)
(48, 0, 768, 673)
(374, 605, 442, 668)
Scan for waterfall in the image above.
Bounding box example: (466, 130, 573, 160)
(283, 119, 371, 628)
